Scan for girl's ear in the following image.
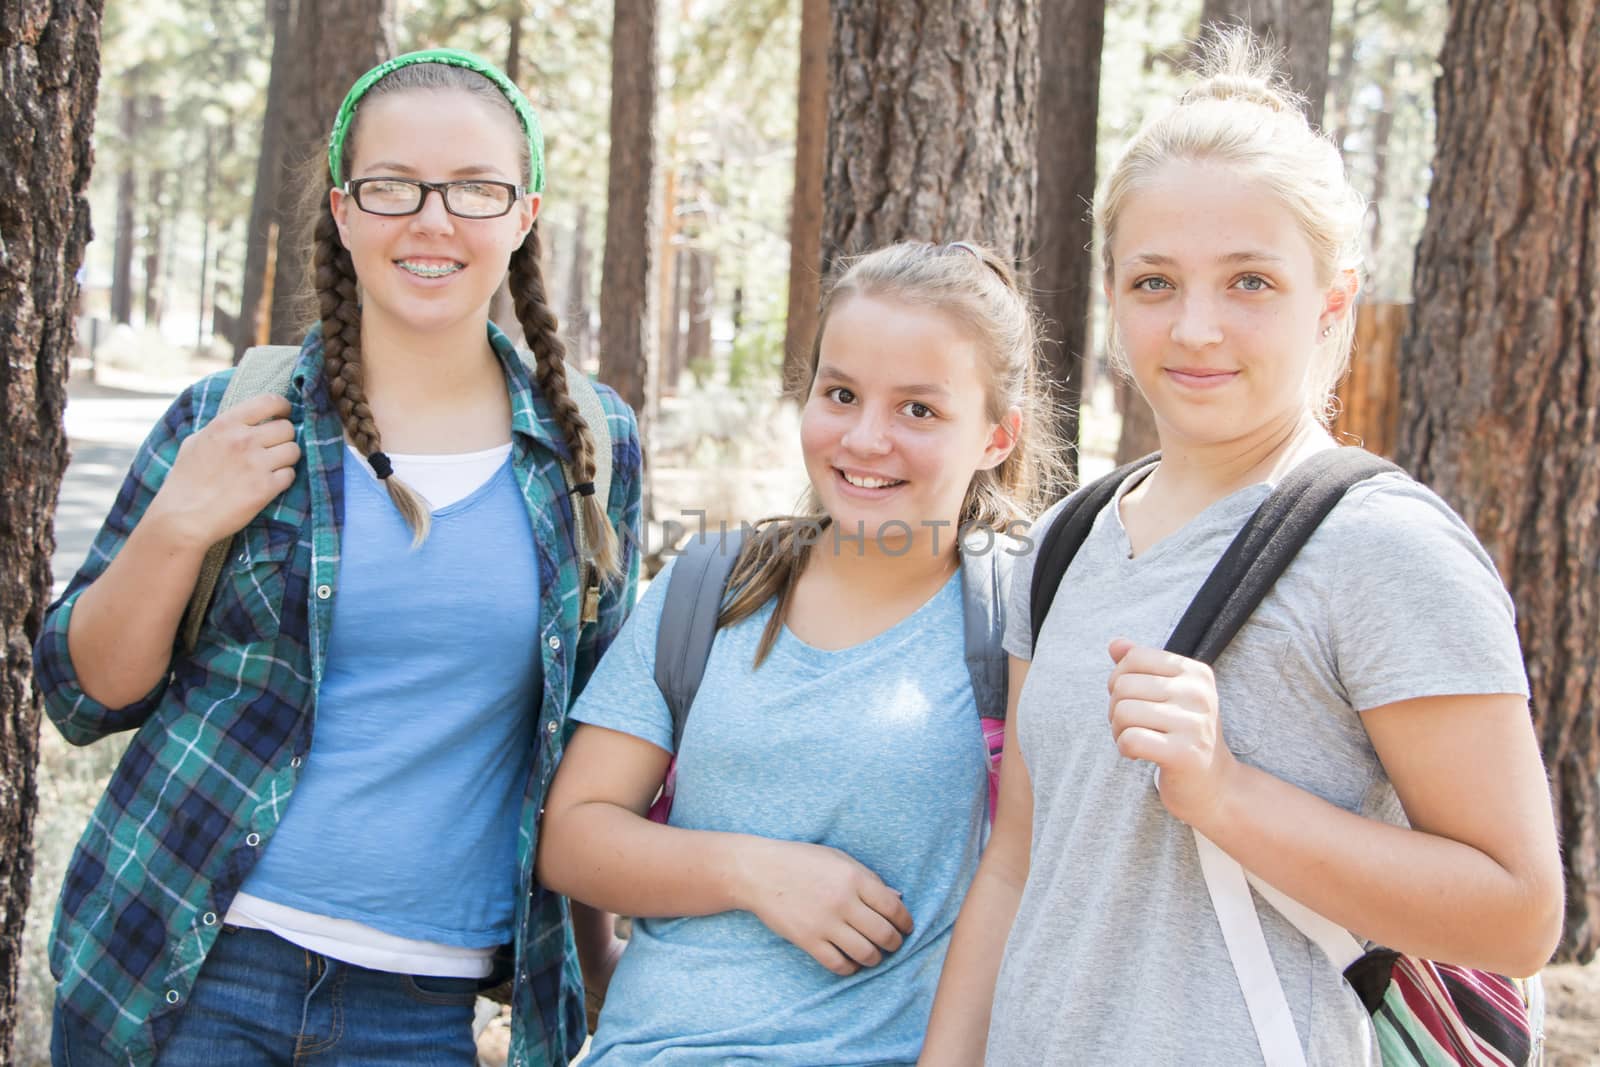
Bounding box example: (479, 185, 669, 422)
(330, 186, 352, 245)
(1319, 268, 1360, 333)
(517, 192, 541, 244)
(978, 406, 1023, 471)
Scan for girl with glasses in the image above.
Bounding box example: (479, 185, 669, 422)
(37, 50, 640, 1067)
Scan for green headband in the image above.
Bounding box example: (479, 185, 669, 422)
(327, 48, 545, 193)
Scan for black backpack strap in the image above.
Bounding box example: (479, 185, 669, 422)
(654, 528, 748, 751)
(1166, 448, 1402, 664)
(1030, 452, 1160, 650)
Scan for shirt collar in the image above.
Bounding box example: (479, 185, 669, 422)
(289, 322, 574, 462)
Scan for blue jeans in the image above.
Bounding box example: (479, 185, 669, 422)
(53, 925, 481, 1066)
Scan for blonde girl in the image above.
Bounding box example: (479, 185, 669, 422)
(537, 241, 1067, 1065)
(923, 33, 1562, 1065)
(39, 50, 639, 1067)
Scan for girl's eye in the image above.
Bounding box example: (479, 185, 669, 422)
(900, 401, 935, 419)
(825, 386, 856, 404)
(1234, 274, 1272, 292)
(1132, 276, 1173, 292)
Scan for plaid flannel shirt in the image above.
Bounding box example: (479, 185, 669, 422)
(34, 325, 642, 1067)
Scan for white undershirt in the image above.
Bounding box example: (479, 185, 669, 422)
(351, 442, 513, 511)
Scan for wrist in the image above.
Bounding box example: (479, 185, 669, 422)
(140, 498, 214, 557)
(723, 833, 771, 914)
(1191, 751, 1252, 840)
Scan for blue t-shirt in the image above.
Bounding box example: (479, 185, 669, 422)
(570, 561, 987, 1065)
(240, 455, 540, 946)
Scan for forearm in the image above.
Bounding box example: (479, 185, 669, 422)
(68, 510, 208, 707)
(1197, 761, 1559, 975)
(538, 799, 759, 919)
(919, 857, 1027, 1065)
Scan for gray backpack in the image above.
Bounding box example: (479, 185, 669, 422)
(181, 344, 613, 652)
(646, 526, 1013, 822)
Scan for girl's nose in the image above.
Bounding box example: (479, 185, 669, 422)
(1170, 294, 1224, 349)
(840, 408, 892, 455)
(410, 188, 456, 233)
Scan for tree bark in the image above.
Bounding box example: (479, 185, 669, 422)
(598, 0, 658, 424)
(685, 248, 714, 378)
(1033, 0, 1103, 489)
(566, 204, 592, 370)
(236, 0, 292, 359)
(1199, 0, 1334, 127)
(142, 161, 165, 328)
(1397, 0, 1600, 963)
(267, 0, 394, 344)
(196, 126, 216, 352)
(110, 89, 137, 325)
(0, 1, 104, 1056)
(782, 0, 828, 399)
(823, 0, 1038, 271)
(1365, 51, 1400, 298)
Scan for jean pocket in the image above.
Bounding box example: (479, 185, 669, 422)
(400, 973, 482, 1007)
(207, 519, 297, 646)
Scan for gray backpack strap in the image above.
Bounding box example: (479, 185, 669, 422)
(180, 345, 300, 653)
(653, 528, 748, 752)
(959, 533, 1014, 720)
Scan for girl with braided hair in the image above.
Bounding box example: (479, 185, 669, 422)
(38, 50, 641, 1067)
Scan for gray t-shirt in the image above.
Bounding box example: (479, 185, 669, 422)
(985, 469, 1528, 1066)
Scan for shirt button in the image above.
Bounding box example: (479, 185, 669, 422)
(290, 756, 303, 769)
(316, 584, 333, 600)
(245, 832, 261, 847)
(546, 721, 558, 735)
(202, 911, 217, 926)
(547, 635, 561, 651)
(237, 552, 246, 563)
(165, 990, 181, 1004)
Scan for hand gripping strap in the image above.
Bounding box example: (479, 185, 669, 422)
(180, 346, 299, 653)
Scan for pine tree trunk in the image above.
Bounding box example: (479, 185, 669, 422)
(236, 0, 292, 359)
(267, 0, 393, 344)
(196, 127, 215, 352)
(664, 247, 688, 396)
(1397, 0, 1600, 963)
(1033, 0, 1103, 489)
(566, 205, 592, 370)
(685, 249, 714, 377)
(598, 0, 659, 423)
(142, 164, 165, 328)
(1198, 0, 1334, 127)
(110, 90, 137, 325)
(782, 0, 828, 398)
(1365, 51, 1400, 298)
(823, 0, 1038, 270)
(0, 2, 105, 1056)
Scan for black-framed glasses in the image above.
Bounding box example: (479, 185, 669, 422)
(344, 177, 525, 219)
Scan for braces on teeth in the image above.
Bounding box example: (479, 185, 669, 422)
(400, 262, 462, 277)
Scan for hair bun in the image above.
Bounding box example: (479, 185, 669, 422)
(1182, 27, 1308, 118)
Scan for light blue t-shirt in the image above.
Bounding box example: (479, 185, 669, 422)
(570, 561, 988, 1066)
(241, 455, 540, 946)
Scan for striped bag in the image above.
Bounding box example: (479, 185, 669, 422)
(1345, 950, 1545, 1066)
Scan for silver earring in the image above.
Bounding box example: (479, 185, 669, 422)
(1320, 325, 1333, 338)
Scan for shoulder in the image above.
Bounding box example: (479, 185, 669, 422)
(1317, 471, 1501, 578)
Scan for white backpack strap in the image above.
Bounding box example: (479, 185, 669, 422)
(1193, 830, 1310, 1067)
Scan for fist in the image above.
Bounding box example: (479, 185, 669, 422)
(150, 393, 300, 549)
(1106, 638, 1238, 828)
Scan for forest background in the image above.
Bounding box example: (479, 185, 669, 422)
(3, 0, 1598, 1064)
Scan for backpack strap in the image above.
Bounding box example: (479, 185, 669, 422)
(1161, 446, 1400, 1067)
(959, 533, 1014, 721)
(1029, 452, 1160, 649)
(180, 345, 300, 653)
(654, 528, 748, 752)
